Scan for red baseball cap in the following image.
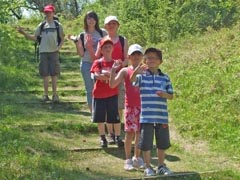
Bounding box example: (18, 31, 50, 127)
(44, 5, 55, 13)
(99, 37, 113, 48)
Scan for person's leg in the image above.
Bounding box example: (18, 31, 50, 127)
(107, 95, 124, 147)
(48, 52, 60, 102)
(80, 61, 94, 112)
(155, 124, 170, 166)
(125, 131, 134, 159)
(155, 124, 172, 175)
(142, 150, 151, 168)
(43, 76, 49, 96)
(93, 98, 108, 147)
(157, 149, 165, 166)
(39, 53, 49, 100)
(138, 123, 154, 167)
(134, 131, 141, 158)
(98, 123, 106, 136)
(51, 75, 57, 96)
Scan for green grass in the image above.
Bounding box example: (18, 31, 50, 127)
(1, 17, 240, 180)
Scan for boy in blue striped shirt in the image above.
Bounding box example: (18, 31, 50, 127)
(130, 47, 174, 176)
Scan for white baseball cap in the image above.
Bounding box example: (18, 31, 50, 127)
(104, 16, 119, 25)
(128, 44, 144, 55)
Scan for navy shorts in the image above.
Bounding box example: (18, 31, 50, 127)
(39, 52, 60, 77)
(92, 95, 120, 123)
(138, 123, 170, 151)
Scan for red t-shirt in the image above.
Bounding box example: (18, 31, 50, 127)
(124, 67, 141, 107)
(90, 58, 118, 98)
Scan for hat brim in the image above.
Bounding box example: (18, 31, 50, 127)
(44, 8, 54, 12)
(104, 20, 119, 25)
(100, 40, 113, 48)
(128, 50, 143, 55)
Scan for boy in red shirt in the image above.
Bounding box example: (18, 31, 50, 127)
(90, 37, 124, 147)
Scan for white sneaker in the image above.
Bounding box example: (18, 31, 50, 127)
(132, 157, 145, 169)
(144, 167, 155, 176)
(124, 159, 135, 171)
(156, 165, 173, 175)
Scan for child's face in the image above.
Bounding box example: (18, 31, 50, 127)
(105, 20, 119, 33)
(129, 51, 143, 66)
(144, 52, 162, 68)
(101, 43, 113, 56)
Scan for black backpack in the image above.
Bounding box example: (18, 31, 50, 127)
(34, 18, 61, 61)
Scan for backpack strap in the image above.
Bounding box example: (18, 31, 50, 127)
(80, 32, 85, 51)
(38, 20, 61, 45)
(119, 35, 125, 54)
(53, 20, 61, 46)
(97, 29, 104, 37)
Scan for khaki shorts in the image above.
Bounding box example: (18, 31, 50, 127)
(39, 52, 60, 77)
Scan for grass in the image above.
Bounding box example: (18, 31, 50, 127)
(0, 20, 240, 179)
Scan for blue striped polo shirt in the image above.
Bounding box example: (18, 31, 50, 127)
(134, 69, 173, 124)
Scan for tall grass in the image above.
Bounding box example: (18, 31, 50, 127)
(163, 25, 240, 159)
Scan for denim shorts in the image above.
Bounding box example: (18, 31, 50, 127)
(138, 123, 170, 151)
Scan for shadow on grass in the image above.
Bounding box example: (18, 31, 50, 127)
(103, 146, 125, 160)
(123, 171, 201, 180)
(0, 126, 123, 180)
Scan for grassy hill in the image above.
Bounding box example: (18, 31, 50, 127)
(0, 9, 240, 180)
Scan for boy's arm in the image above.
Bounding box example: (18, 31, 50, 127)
(94, 71, 110, 81)
(109, 61, 126, 88)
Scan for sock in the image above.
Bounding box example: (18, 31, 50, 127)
(100, 135, 106, 141)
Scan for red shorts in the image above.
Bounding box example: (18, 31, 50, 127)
(124, 106, 141, 132)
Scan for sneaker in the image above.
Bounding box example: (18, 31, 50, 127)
(52, 94, 59, 103)
(107, 134, 115, 145)
(124, 159, 135, 171)
(42, 95, 50, 102)
(100, 139, 108, 148)
(156, 165, 173, 175)
(144, 167, 155, 176)
(116, 137, 124, 148)
(132, 157, 145, 169)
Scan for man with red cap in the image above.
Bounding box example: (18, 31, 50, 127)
(17, 4, 64, 103)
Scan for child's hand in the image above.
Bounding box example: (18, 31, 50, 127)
(156, 91, 164, 97)
(102, 70, 110, 77)
(112, 60, 122, 70)
(135, 63, 148, 74)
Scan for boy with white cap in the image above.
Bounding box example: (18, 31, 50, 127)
(110, 44, 145, 170)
